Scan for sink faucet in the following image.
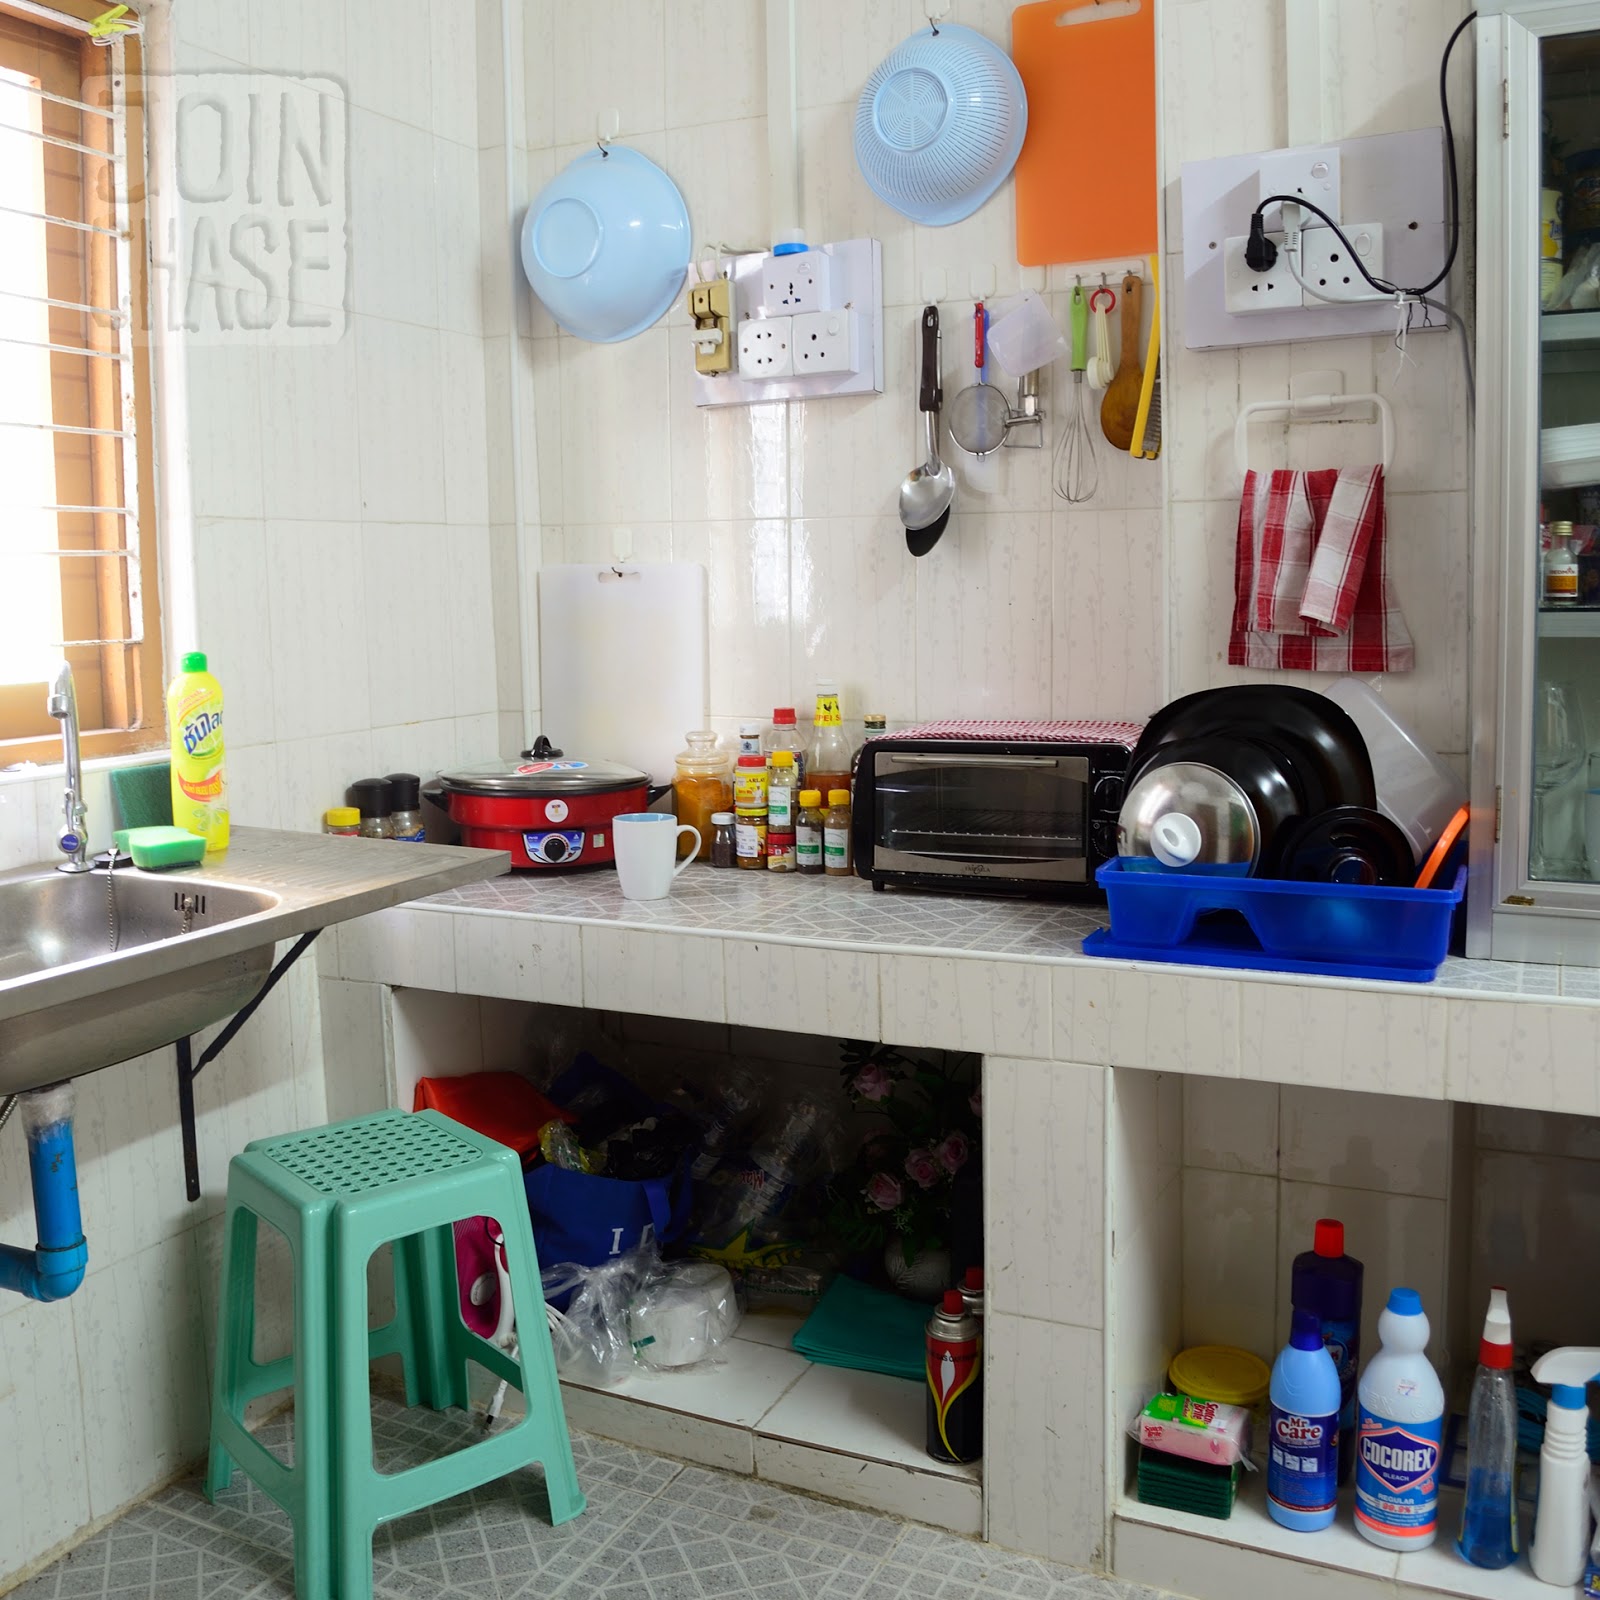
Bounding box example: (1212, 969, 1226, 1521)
(47, 662, 89, 873)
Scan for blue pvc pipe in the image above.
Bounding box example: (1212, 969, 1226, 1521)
(0, 1092, 88, 1302)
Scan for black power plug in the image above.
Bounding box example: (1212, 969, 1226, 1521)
(1244, 212, 1278, 273)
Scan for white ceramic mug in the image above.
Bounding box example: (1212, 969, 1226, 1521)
(612, 812, 701, 900)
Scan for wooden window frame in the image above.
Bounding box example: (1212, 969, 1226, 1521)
(0, 0, 163, 764)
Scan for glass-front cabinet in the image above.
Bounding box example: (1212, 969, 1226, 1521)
(1474, 1, 1600, 959)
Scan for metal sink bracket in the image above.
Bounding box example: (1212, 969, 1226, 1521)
(172, 928, 322, 1203)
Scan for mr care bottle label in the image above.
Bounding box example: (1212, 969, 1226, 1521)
(1268, 1404, 1340, 1517)
(1356, 1407, 1443, 1539)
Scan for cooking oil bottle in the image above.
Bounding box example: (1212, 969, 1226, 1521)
(167, 650, 229, 852)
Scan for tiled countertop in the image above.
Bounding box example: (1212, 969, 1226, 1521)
(419, 862, 1598, 1002)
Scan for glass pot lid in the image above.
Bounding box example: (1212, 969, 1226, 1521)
(436, 738, 649, 798)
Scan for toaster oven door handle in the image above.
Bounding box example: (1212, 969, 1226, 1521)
(884, 753, 1070, 770)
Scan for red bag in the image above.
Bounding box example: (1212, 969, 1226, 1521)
(412, 1071, 572, 1163)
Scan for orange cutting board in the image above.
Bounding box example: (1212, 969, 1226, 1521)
(1012, 0, 1158, 266)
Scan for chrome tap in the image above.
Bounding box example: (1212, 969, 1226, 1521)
(47, 663, 90, 873)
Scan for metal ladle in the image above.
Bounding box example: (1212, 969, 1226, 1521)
(900, 304, 955, 556)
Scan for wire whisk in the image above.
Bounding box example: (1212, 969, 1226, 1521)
(1054, 282, 1099, 503)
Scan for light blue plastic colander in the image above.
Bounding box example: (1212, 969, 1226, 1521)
(520, 145, 690, 343)
(853, 24, 1027, 227)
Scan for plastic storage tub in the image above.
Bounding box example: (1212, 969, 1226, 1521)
(1083, 860, 1466, 982)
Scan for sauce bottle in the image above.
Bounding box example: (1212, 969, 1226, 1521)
(767, 751, 797, 871)
(763, 707, 808, 783)
(808, 681, 854, 799)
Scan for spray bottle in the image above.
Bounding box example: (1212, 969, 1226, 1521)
(1457, 1287, 1518, 1569)
(1529, 1347, 1600, 1587)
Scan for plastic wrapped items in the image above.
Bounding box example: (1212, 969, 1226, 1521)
(1134, 1392, 1254, 1468)
(542, 1251, 654, 1387)
(627, 1260, 742, 1370)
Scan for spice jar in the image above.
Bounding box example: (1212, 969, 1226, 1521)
(796, 789, 825, 875)
(673, 730, 733, 860)
(324, 806, 360, 837)
(386, 772, 426, 842)
(348, 777, 394, 839)
(710, 812, 737, 868)
(824, 789, 853, 876)
(734, 754, 768, 870)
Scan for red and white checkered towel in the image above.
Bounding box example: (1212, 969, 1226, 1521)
(1229, 465, 1413, 672)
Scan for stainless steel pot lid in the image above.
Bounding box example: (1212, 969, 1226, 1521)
(435, 738, 649, 798)
(1118, 761, 1259, 870)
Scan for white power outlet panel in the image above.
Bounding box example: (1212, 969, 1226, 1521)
(1258, 145, 1342, 223)
(1181, 127, 1447, 349)
(1223, 231, 1303, 315)
(760, 251, 830, 314)
(691, 238, 883, 407)
(791, 308, 858, 375)
(738, 316, 793, 377)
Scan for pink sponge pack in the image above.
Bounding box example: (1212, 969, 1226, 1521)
(1134, 1392, 1254, 1467)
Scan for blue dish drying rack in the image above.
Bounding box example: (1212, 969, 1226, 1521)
(1083, 859, 1466, 983)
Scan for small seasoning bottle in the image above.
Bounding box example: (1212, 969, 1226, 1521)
(852, 713, 886, 802)
(796, 789, 825, 875)
(767, 750, 798, 872)
(1546, 519, 1579, 608)
(323, 806, 360, 837)
(734, 754, 768, 870)
(738, 720, 764, 757)
(386, 772, 426, 841)
(710, 811, 737, 868)
(348, 777, 394, 839)
(824, 789, 853, 877)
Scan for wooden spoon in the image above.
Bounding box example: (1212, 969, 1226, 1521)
(1099, 272, 1144, 451)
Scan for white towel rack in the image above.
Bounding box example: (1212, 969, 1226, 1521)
(1234, 370, 1396, 476)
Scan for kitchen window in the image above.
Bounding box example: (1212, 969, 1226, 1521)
(0, 0, 162, 762)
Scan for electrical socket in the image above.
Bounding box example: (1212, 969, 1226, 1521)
(737, 316, 793, 378)
(790, 308, 858, 375)
(1223, 231, 1304, 315)
(760, 251, 830, 315)
(1258, 145, 1342, 225)
(1297, 222, 1385, 304)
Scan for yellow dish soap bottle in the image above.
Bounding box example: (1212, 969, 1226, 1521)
(167, 650, 228, 852)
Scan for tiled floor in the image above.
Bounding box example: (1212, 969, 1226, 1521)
(10, 1398, 1169, 1600)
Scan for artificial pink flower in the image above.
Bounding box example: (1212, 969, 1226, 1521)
(865, 1172, 903, 1211)
(969, 1086, 983, 1118)
(936, 1131, 970, 1174)
(904, 1148, 939, 1190)
(852, 1064, 895, 1102)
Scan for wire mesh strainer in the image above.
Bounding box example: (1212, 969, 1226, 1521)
(853, 24, 1028, 227)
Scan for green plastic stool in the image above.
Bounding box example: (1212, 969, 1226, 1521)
(204, 1109, 585, 1600)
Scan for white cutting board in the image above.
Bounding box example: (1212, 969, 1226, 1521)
(537, 563, 707, 788)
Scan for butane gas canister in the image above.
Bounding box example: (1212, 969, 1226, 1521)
(926, 1290, 982, 1464)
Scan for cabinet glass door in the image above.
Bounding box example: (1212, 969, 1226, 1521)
(1532, 28, 1600, 881)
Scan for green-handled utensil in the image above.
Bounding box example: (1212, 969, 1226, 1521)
(1053, 284, 1098, 503)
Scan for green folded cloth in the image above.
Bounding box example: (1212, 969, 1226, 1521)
(791, 1274, 928, 1382)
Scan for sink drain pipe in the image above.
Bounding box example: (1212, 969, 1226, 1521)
(0, 1083, 88, 1302)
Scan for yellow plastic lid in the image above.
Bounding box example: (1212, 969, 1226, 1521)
(798, 790, 822, 806)
(1169, 1345, 1271, 1407)
(771, 751, 795, 767)
(325, 807, 360, 827)
(828, 789, 850, 806)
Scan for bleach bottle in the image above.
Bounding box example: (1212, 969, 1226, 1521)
(1268, 1307, 1342, 1531)
(1356, 1287, 1446, 1551)
(1292, 1217, 1364, 1485)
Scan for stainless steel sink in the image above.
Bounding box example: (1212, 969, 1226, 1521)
(0, 828, 511, 1100)
(0, 870, 280, 984)
(0, 866, 283, 1096)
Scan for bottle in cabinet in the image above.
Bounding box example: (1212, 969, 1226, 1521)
(673, 730, 733, 860)
(808, 681, 854, 798)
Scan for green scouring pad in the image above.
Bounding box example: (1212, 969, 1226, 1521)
(109, 762, 173, 830)
(1136, 1445, 1240, 1520)
(112, 825, 206, 870)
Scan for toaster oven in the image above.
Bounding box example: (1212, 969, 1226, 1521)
(853, 720, 1143, 896)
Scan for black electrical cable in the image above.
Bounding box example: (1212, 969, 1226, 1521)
(1249, 10, 1476, 300)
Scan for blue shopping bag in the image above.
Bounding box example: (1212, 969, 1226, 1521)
(524, 1153, 694, 1275)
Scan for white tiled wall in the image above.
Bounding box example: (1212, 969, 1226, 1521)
(0, 1, 495, 1585)
(495, 0, 1473, 760)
